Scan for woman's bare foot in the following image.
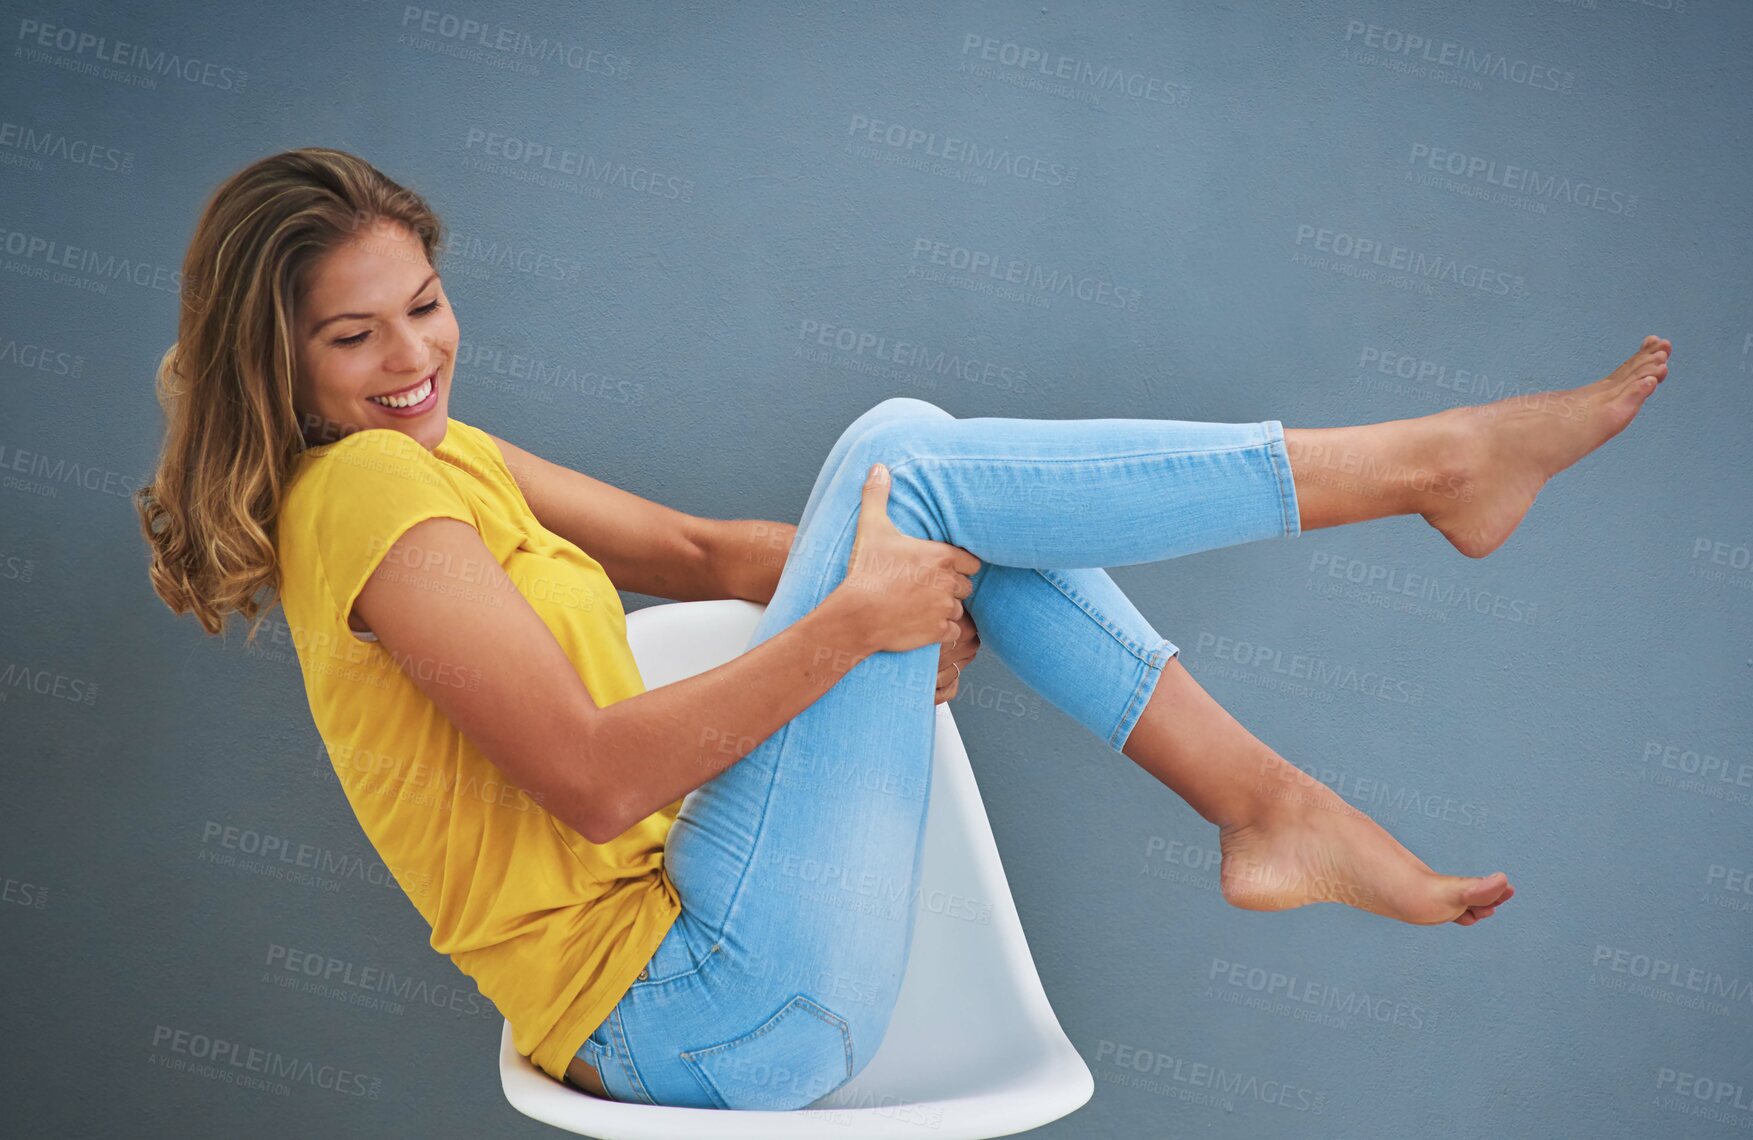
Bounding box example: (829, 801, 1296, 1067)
(1219, 757, 1515, 926)
(1422, 335, 1671, 558)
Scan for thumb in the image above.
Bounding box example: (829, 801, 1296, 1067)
(859, 462, 892, 527)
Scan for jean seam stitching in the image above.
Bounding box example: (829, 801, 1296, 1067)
(707, 510, 863, 955)
(879, 443, 1279, 665)
(882, 441, 1283, 473)
(1263, 421, 1300, 537)
(707, 720, 790, 952)
(1111, 643, 1169, 750)
(712, 499, 863, 943)
(610, 1006, 657, 1105)
(631, 929, 712, 988)
(680, 995, 854, 1108)
(869, 443, 1276, 661)
(580, 1039, 614, 1101)
(1029, 567, 1157, 667)
(679, 1055, 730, 1110)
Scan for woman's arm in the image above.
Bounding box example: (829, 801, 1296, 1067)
(351, 514, 880, 843)
(484, 428, 977, 689)
(485, 429, 794, 604)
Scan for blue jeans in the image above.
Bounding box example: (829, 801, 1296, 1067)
(575, 396, 1303, 1110)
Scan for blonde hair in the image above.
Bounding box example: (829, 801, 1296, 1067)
(135, 147, 445, 640)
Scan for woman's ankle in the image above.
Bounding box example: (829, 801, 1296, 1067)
(1283, 418, 1462, 529)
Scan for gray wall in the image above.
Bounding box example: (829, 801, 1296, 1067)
(3, 1, 1749, 1136)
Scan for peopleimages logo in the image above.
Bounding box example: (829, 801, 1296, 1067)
(397, 7, 631, 76)
(908, 238, 1144, 311)
(846, 115, 1079, 188)
(796, 318, 1036, 393)
(14, 18, 250, 92)
(1406, 143, 1636, 216)
(957, 34, 1189, 106)
(1092, 1040, 1328, 1113)
(1591, 944, 1753, 1009)
(1341, 20, 1575, 94)
(264, 942, 498, 1019)
(1293, 224, 1524, 298)
(1655, 1067, 1753, 1113)
(149, 1025, 381, 1098)
(1207, 957, 1436, 1031)
(1193, 632, 1425, 705)
(1308, 551, 1539, 625)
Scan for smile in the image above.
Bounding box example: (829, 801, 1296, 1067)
(367, 373, 436, 412)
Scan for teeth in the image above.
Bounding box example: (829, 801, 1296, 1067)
(368, 376, 433, 408)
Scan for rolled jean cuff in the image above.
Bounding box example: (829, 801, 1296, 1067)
(1262, 419, 1303, 539)
(1109, 637, 1179, 753)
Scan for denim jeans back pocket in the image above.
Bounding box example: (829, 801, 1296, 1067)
(679, 993, 855, 1111)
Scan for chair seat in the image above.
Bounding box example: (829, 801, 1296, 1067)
(499, 599, 1093, 1138)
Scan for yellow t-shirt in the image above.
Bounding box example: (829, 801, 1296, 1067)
(274, 416, 682, 1082)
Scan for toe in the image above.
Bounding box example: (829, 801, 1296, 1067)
(1436, 873, 1509, 923)
(1459, 872, 1508, 907)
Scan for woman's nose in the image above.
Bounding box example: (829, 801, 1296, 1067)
(381, 320, 432, 372)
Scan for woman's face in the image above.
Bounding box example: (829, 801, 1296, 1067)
(293, 217, 458, 451)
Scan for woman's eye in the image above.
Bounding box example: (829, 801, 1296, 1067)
(333, 299, 443, 347)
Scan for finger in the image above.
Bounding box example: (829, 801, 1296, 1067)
(936, 566, 976, 599)
(928, 541, 983, 577)
(859, 463, 892, 530)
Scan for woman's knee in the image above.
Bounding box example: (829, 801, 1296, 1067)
(835, 396, 952, 458)
(842, 404, 954, 478)
(789, 397, 958, 566)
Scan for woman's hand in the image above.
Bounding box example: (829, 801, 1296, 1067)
(835, 462, 983, 656)
(935, 609, 979, 704)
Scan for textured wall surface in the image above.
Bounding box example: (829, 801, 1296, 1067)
(3, 1, 1749, 1136)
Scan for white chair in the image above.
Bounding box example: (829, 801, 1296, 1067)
(499, 598, 1094, 1139)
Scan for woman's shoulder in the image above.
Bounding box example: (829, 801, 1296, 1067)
(432, 418, 528, 503)
(278, 420, 484, 621)
(282, 422, 491, 543)
(287, 422, 466, 508)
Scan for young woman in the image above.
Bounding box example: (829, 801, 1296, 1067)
(138, 147, 1668, 1112)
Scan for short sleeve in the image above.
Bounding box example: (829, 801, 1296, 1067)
(304, 429, 477, 626)
(441, 419, 526, 502)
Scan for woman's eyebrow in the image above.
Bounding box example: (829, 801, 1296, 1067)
(308, 272, 438, 336)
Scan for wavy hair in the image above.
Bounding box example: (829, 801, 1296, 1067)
(135, 147, 444, 640)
